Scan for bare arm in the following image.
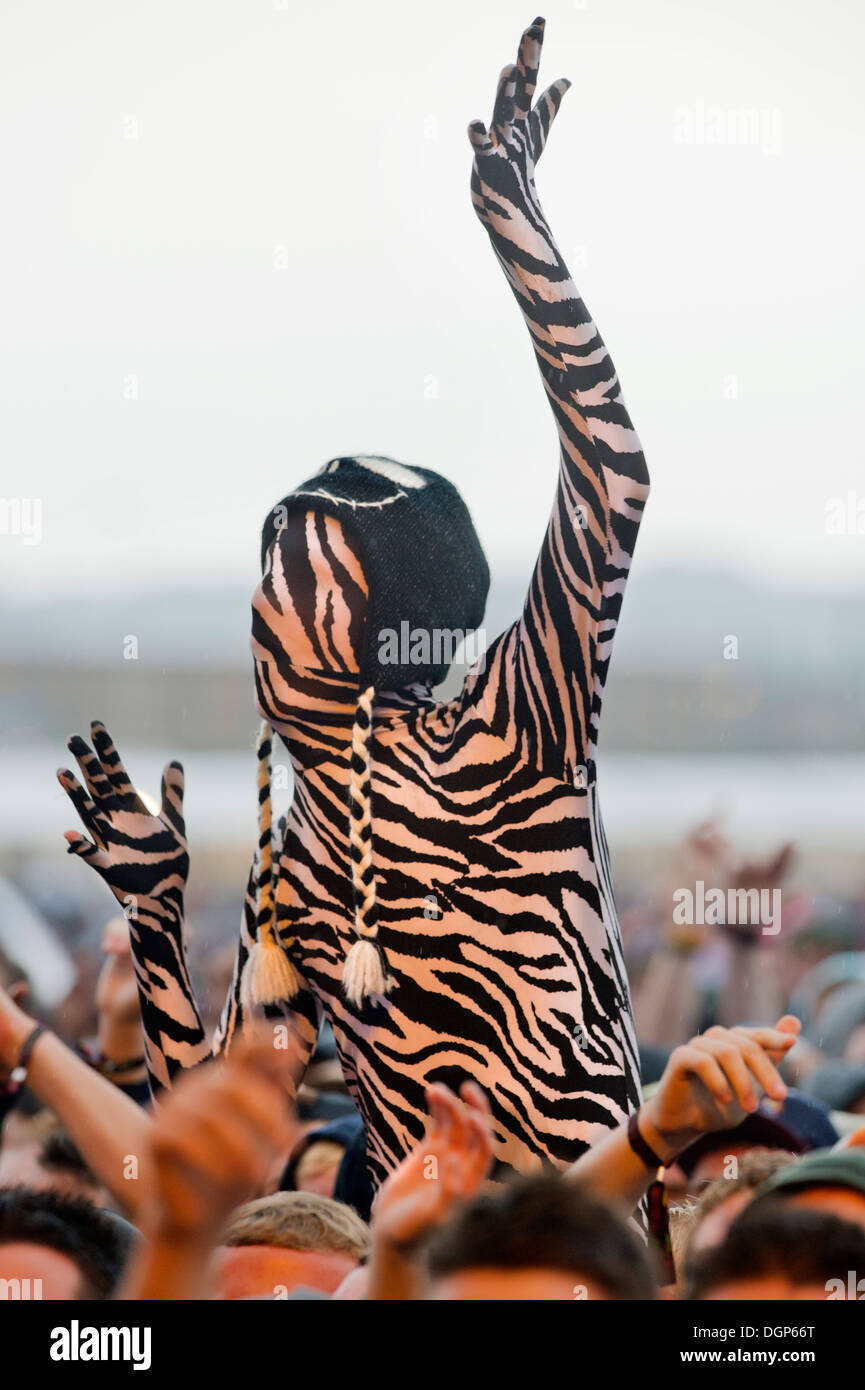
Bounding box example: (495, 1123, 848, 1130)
(0, 987, 153, 1222)
(566, 1017, 801, 1211)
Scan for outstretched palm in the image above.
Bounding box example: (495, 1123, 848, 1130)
(468, 16, 570, 225)
(58, 721, 188, 913)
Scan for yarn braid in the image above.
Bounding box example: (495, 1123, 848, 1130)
(343, 685, 392, 1006)
(239, 720, 300, 1010)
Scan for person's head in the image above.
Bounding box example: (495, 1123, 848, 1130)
(254, 456, 489, 729)
(673, 1090, 836, 1198)
(0, 1126, 111, 1208)
(278, 1114, 365, 1203)
(424, 1175, 656, 1301)
(287, 1140, 346, 1199)
(0, 1186, 132, 1299)
(685, 1201, 865, 1300)
(748, 1148, 865, 1233)
(212, 1191, 370, 1300)
(684, 1149, 796, 1261)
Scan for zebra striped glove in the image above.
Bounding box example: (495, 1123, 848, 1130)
(57, 721, 189, 923)
(468, 17, 570, 238)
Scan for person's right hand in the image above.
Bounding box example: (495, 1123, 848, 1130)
(57, 721, 188, 916)
(638, 1016, 802, 1163)
(468, 17, 570, 228)
(143, 1030, 301, 1242)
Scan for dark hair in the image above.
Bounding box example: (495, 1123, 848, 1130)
(426, 1175, 656, 1300)
(39, 1129, 101, 1188)
(685, 1199, 865, 1300)
(0, 1186, 132, 1298)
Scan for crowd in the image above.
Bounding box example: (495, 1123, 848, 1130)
(1, 821, 865, 1303)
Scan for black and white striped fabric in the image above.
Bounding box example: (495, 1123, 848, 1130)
(61, 19, 651, 1189)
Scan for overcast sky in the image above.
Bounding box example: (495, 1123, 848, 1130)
(1, 0, 863, 607)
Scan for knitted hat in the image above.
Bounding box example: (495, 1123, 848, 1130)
(242, 456, 489, 1011)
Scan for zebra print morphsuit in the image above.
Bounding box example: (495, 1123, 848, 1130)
(59, 19, 650, 1187)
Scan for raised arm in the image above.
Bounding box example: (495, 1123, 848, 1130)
(0, 982, 153, 1223)
(59, 723, 211, 1091)
(59, 725, 321, 1093)
(467, 18, 649, 779)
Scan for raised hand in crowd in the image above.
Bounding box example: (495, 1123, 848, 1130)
(567, 1016, 802, 1211)
(121, 1028, 302, 1300)
(367, 1081, 494, 1300)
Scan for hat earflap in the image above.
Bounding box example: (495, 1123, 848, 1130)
(343, 686, 393, 1007)
(239, 721, 301, 1011)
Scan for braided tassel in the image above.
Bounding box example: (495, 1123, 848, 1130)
(343, 686, 392, 1007)
(240, 721, 300, 1011)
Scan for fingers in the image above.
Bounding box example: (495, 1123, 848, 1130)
(91, 721, 139, 802)
(491, 62, 517, 139)
(459, 1079, 492, 1117)
(672, 1044, 736, 1107)
(439, 1085, 470, 1154)
(56, 767, 106, 844)
(695, 1030, 786, 1110)
(426, 1082, 493, 1189)
(162, 1085, 288, 1187)
(719, 1029, 788, 1102)
(152, 1047, 296, 1212)
(694, 1037, 762, 1110)
(63, 831, 112, 876)
(528, 76, 571, 158)
(711, 1025, 798, 1069)
(426, 1082, 462, 1147)
(66, 733, 117, 809)
(160, 760, 186, 837)
(514, 16, 545, 119)
(467, 119, 493, 156)
(728, 1024, 797, 1050)
(232, 1024, 307, 1095)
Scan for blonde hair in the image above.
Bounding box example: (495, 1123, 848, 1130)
(222, 1191, 370, 1261)
(294, 1141, 348, 1186)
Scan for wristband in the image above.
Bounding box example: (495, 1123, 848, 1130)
(627, 1110, 665, 1170)
(10, 1023, 50, 1086)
